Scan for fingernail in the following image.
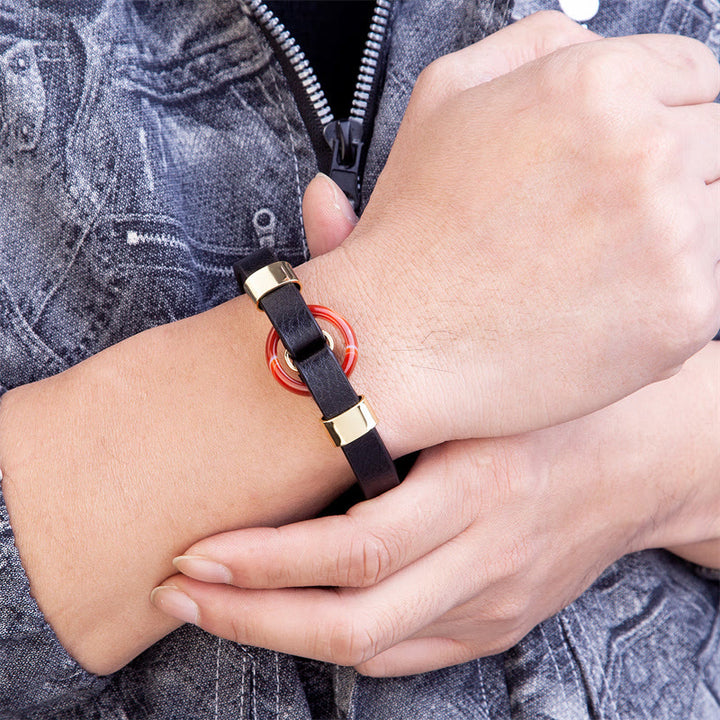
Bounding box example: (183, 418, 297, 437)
(316, 172, 358, 226)
(173, 555, 232, 584)
(150, 585, 199, 624)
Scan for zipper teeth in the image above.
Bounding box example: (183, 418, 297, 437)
(350, 0, 392, 122)
(245, 0, 335, 127)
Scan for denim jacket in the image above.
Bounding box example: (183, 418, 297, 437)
(0, 1, 719, 718)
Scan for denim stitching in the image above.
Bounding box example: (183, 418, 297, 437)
(122, 27, 272, 103)
(564, 604, 621, 720)
(538, 621, 578, 712)
(550, 616, 590, 716)
(274, 652, 280, 720)
(346, 669, 358, 720)
(241, 651, 247, 720)
(252, 654, 258, 720)
(214, 638, 222, 720)
(28, 188, 112, 331)
(474, 659, 490, 719)
(0, 279, 67, 369)
(660, 0, 713, 37)
(268, 67, 304, 257)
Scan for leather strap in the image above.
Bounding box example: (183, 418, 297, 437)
(234, 248, 399, 500)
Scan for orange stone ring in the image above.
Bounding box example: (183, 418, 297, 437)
(265, 305, 358, 395)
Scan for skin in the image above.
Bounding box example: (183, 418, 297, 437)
(158, 344, 720, 676)
(1, 13, 718, 676)
(155, 20, 720, 676)
(300, 173, 720, 575)
(155, 172, 720, 678)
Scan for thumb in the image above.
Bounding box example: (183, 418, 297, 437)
(303, 173, 358, 258)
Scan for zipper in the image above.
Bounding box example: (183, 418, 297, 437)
(245, 0, 394, 211)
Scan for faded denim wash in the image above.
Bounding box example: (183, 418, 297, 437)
(0, 0, 719, 718)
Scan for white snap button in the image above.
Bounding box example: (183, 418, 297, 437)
(559, 0, 599, 22)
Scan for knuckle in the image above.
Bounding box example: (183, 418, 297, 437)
(573, 47, 625, 92)
(557, 44, 636, 108)
(345, 529, 398, 587)
(414, 55, 459, 99)
(668, 200, 704, 250)
(675, 278, 718, 346)
(675, 36, 720, 92)
(481, 534, 532, 588)
(325, 611, 383, 666)
(462, 440, 523, 513)
(647, 236, 716, 357)
(631, 120, 682, 180)
(227, 614, 251, 646)
(502, 535, 532, 581)
(536, 47, 617, 117)
(494, 593, 531, 629)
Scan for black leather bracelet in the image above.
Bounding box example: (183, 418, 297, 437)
(234, 248, 399, 499)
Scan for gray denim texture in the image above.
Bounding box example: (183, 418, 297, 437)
(0, 0, 718, 718)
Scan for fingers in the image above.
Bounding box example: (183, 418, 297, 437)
(354, 637, 473, 677)
(154, 527, 483, 666)
(448, 11, 599, 85)
(532, 34, 719, 112)
(152, 579, 365, 663)
(620, 34, 720, 106)
(411, 11, 598, 117)
(706, 179, 720, 268)
(711, 181, 720, 224)
(302, 173, 357, 257)
(682, 102, 720, 183)
(152, 441, 526, 667)
(153, 443, 515, 667)
(173, 445, 484, 589)
(700, 103, 720, 183)
(658, 102, 720, 190)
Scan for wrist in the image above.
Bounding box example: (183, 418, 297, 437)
(626, 343, 720, 554)
(0, 293, 360, 674)
(296, 245, 427, 457)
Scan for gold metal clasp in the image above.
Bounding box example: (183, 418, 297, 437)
(243, 261, 300, 307)
(323, 397, 377, 447)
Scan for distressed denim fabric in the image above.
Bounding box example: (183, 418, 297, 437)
(0, 0, 718, 718)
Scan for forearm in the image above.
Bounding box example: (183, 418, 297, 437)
(668, 540, 720, 568)
(0, 250, 407, 676)
(652, 342, 720, 560)
(661, 344, 720, 568)
(541, 340, 720, 565)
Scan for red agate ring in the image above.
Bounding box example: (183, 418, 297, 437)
(265, 304, 358, 395)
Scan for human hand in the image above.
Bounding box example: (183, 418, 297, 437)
(153, 339, 720, 676)
(311, 13, 720, 450)
(302, 162, 720, 575)
(151, 20, 720, 674)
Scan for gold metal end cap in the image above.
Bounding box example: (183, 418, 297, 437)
(323, 397, 377, 447)
(244, 261, 300, 307)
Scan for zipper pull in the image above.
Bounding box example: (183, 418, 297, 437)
(324, 118, 364, 213)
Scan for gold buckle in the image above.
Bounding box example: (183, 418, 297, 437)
(323, 397, 377, 447)
(243, 261, 300, 307)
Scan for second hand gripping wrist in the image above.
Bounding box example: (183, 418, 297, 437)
(234, 248, 399, 500)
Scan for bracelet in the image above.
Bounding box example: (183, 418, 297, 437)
(234, 248, 399, 499)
